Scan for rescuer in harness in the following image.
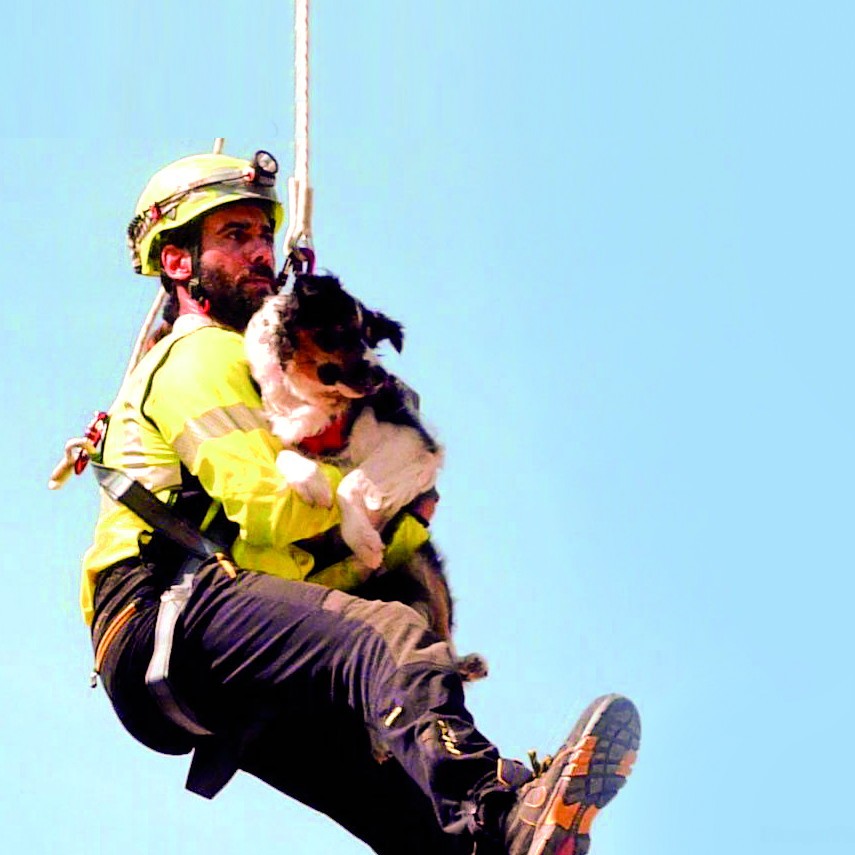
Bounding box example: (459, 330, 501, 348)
(82, 146, 642, 855)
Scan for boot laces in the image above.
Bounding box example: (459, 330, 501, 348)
(526, 749, 555, 778)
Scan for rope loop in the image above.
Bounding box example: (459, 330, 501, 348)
(283, 0, 313, 258)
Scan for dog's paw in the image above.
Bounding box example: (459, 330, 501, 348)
(276, 449, 333, 507)
(455, 653, 489, 683)
(338, 472, 384, 568)
(340, 514, 385, 569)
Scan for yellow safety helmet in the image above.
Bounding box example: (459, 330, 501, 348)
(127, 149, 285, 275)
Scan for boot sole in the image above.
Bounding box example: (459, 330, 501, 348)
(528, 694, 641, 855)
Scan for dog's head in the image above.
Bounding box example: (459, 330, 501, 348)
(274, 273, 404, 399)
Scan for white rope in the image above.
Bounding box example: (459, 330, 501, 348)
(283, 0, 314, 254)
(295, 0, 309, 196)
(124, 288, 168, 384)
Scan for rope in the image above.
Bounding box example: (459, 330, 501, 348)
(295, 0, 310, 197)
(283, 0, 314, 257)
(124, 288, 167, 385)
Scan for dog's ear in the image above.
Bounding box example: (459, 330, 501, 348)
(271, 296, 297, 364)
(363, 310, 404, 353)
(293, 272, 314, 299)
(295, 273, 342, 300)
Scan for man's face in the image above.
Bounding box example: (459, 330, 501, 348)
(198, 203, 276, 331)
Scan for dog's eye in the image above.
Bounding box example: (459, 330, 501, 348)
(313, 330, 337, 352)
(314, 328, 362, 353)
(339, 329, 362, 349)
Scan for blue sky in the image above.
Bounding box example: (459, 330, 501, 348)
(2, 2, 853, 853)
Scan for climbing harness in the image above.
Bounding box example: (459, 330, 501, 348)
(48, 411, 108, 490)
(91, 463, 232, 736)
(91, 461, 254, 798)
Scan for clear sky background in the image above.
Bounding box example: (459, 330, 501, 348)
(1, 2, 852, 853)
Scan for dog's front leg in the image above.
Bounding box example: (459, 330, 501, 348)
(276, 449, 334, 507)
(337, 470, 385, 569)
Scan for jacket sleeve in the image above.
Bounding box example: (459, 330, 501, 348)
(144, 326, 343, 549)
(305, 513, 432, 591)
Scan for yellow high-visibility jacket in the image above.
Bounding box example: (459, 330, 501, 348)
(81, 314, 428, 624)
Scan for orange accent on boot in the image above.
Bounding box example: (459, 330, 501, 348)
(577, 805, 600, 835)
(616, 749, 638, 778)
(548, 799, 582, 831)
(567, 736, 597, 776)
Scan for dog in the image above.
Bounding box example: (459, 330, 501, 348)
(245, 273, 486, 680)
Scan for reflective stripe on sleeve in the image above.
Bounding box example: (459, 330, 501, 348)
(172, 403, 271, 462)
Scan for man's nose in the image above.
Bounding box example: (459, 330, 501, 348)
(246, 236, 274, 266)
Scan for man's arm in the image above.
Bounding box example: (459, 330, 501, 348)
(145, 326, 343, 551)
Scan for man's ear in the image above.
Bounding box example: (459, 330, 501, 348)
(161, 244, 193, 282)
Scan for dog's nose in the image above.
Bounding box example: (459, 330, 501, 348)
(316, 360, 388, 394)
(366, 364, 388, 389)
(333, 361, 387, 394)
(347, 361, 387, 393)
(316, 363, 342, 386)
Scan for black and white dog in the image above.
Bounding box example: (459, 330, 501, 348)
(245, 273, 486, 679)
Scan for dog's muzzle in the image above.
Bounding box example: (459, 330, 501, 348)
(316, 361, 388, 395)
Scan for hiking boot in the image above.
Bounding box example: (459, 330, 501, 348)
(503, 694, 641, 855)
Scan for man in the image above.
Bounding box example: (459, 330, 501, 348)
(83, 145, 641, 855)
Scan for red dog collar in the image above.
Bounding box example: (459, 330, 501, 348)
(297, 414, 349, 455)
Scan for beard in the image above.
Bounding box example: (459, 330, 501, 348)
(199, 261, 276, 332)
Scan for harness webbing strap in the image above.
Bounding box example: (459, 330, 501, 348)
(91, 463, 219, 737)
(91, 463, 223, 559)
(146, 570, 213, 737)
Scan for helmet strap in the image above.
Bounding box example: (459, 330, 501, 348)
(188, 278, 208, 304)
(186, 243, 208, 308)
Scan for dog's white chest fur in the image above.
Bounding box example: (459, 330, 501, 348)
(245, 293, 443, 569)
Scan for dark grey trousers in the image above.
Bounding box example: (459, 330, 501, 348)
(91, 559, 503, 855)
